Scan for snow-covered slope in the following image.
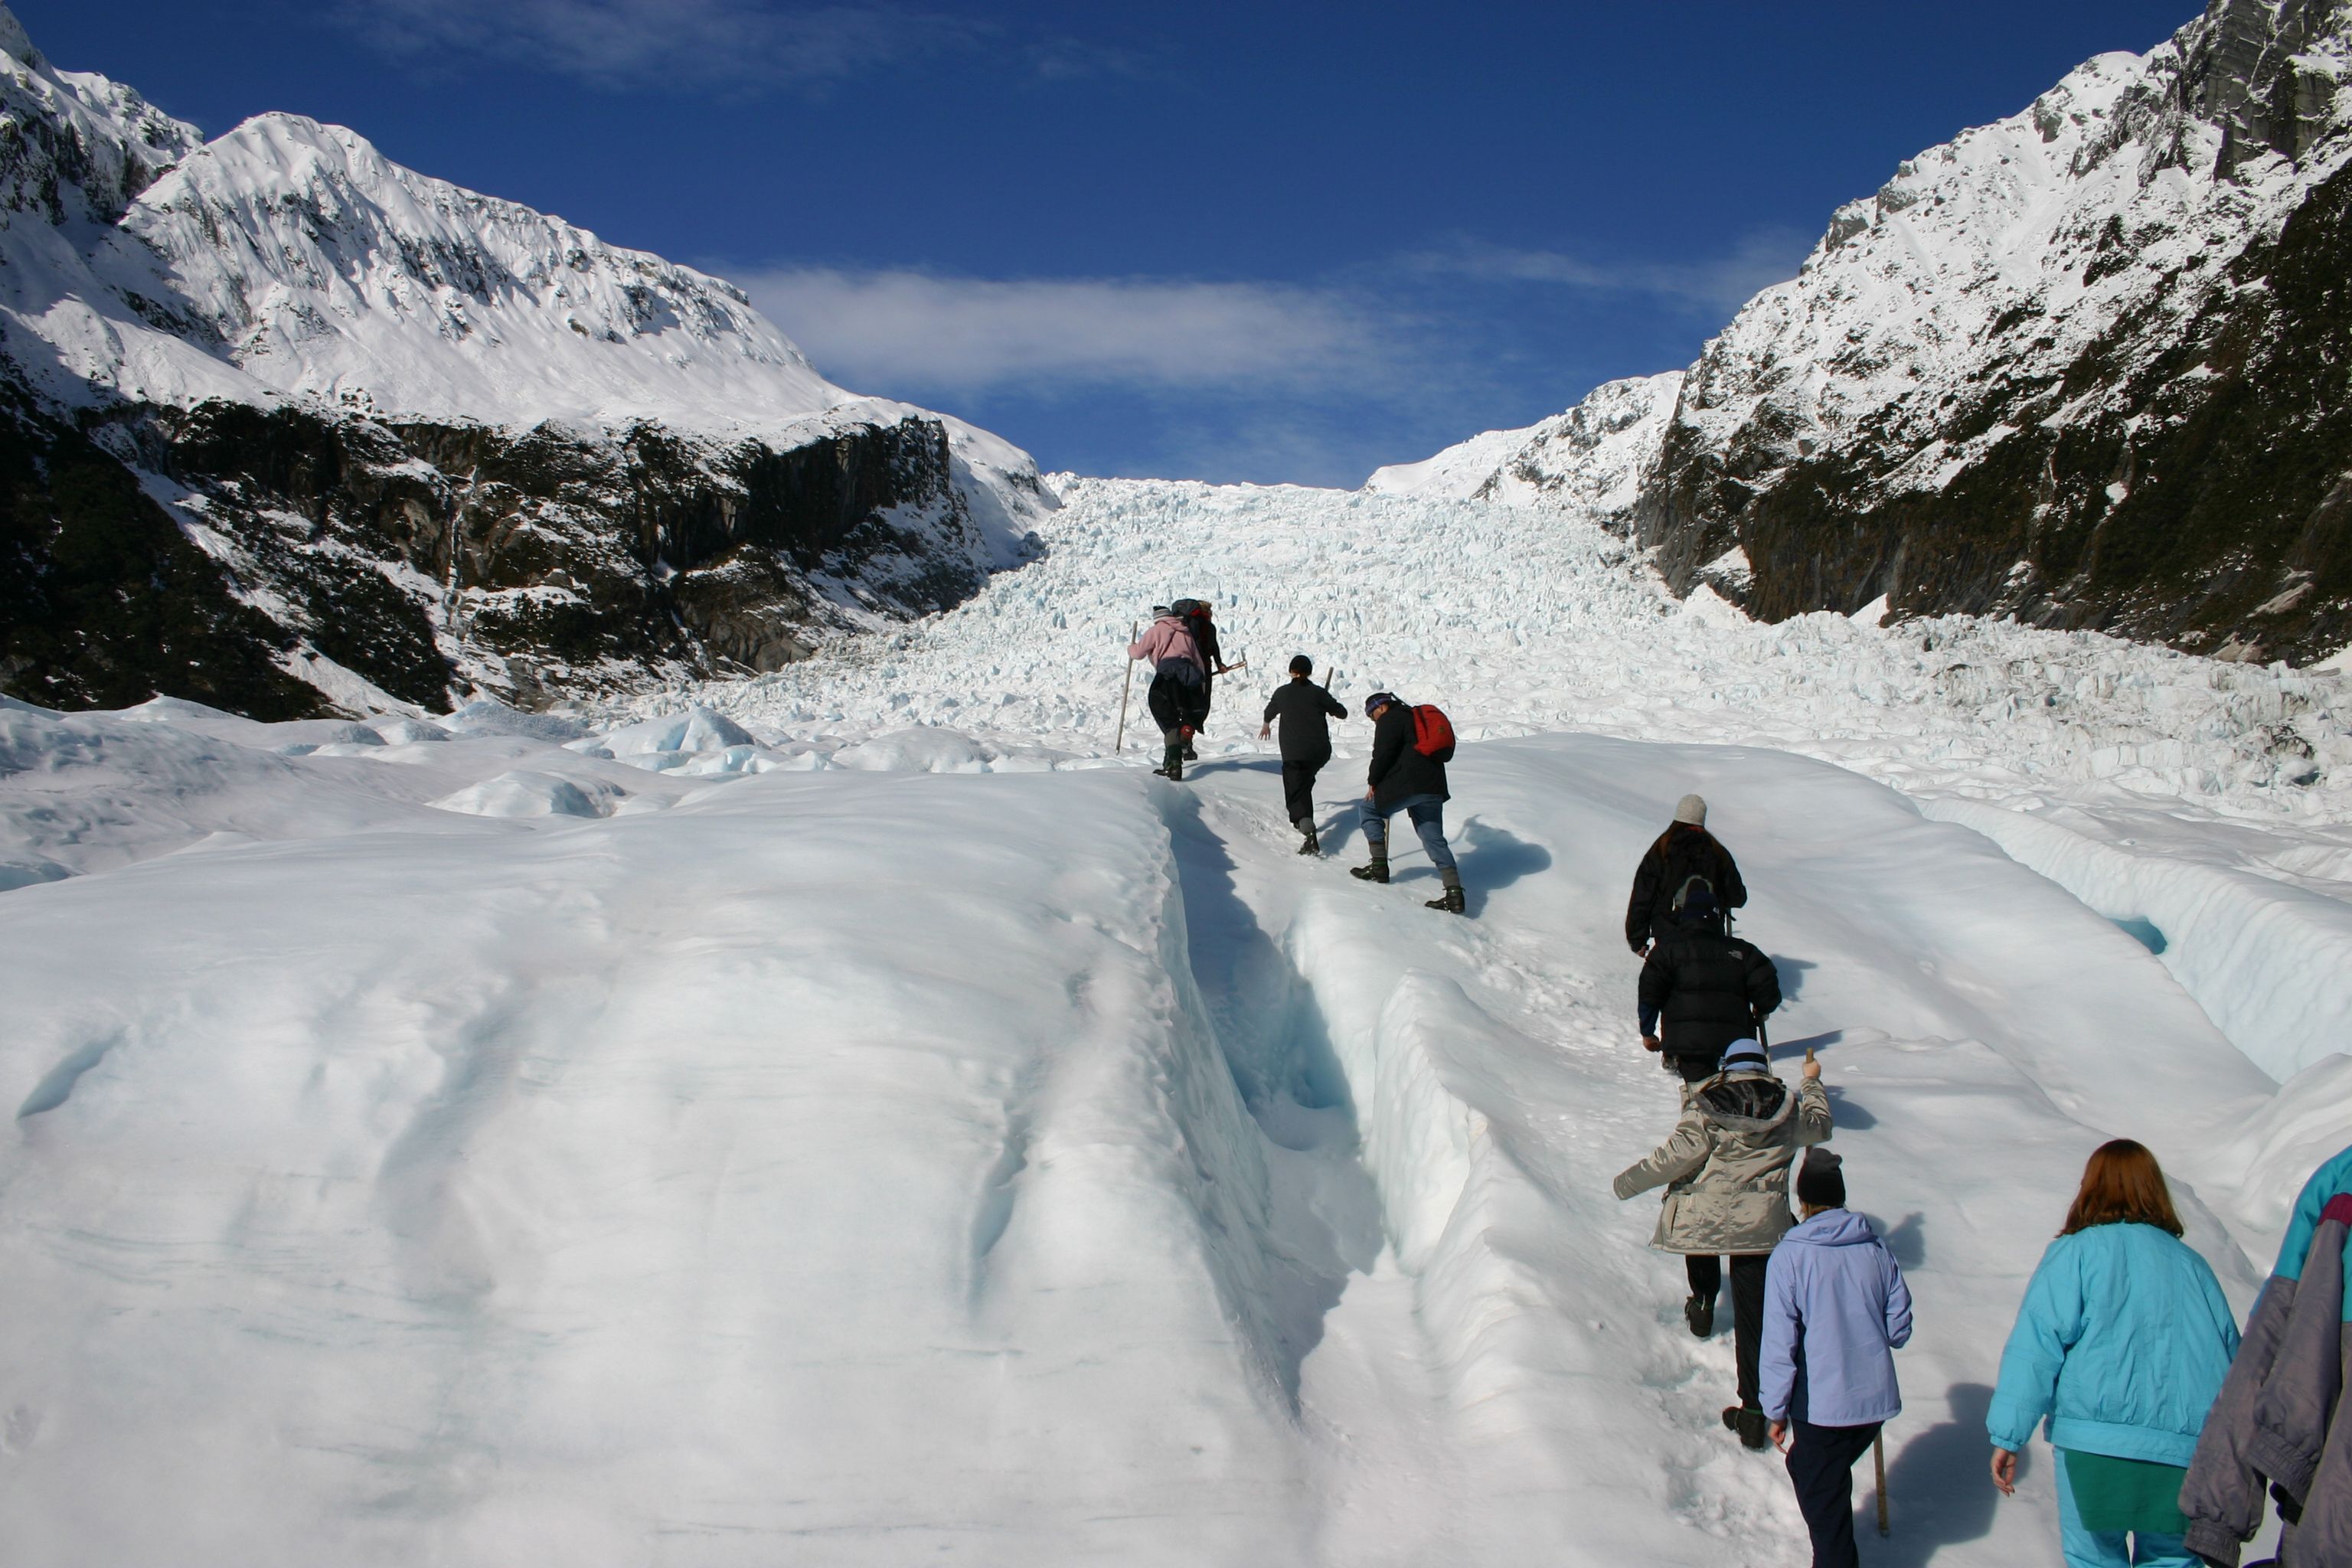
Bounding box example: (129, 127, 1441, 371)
(5, 468, 2344, 1561)
(1365, 371, 1680, 528)
(1379, 0, 2352, 665)
(0, 5, 1049, 719)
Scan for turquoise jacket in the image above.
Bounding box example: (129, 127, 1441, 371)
(1986, 1222, 2242, 1466)
(2274, 1144, 2352, 1317)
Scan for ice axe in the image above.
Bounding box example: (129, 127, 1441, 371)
(1874, 1430, 1890, 1537)
(1114, 621, 1136, 753)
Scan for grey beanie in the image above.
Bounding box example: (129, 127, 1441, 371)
(1674, 793, 1707, 826)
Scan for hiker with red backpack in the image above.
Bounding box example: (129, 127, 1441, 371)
(1351, 691, 1465, 914)
(1127, 606, 1208, 780)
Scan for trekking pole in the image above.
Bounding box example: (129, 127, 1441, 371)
(1115, 622, 1136, 753)
(1873, 1431, 1890, 1536)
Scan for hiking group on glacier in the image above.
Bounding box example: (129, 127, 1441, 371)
(1129, 600, 2349, 1568)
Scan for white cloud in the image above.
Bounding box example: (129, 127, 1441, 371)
(333, 0, 1145, 91)
(739, 267, 1395, 394)
(1405, 228, 1815, 317)
(336, 0, 975, 90)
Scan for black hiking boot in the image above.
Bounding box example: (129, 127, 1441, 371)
(1155, 742, 1184, 781)
(1349, 860, 1389, 884)
(1181, 726, 1197, 762)
(1684, 1294, 1715, 1338)
(1723, 1404, 1769, 1450)
(1297, 828, 1320, 857)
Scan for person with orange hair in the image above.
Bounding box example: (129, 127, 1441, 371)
(1986, 1140, 2241, 1568)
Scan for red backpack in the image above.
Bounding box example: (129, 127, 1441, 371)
(1410, 704, 1456, 762)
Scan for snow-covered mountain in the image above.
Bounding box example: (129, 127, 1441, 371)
(0, 6, 1049, 718)
(1364, 371, 1681, 528)
(1384, 0, 2352, 665)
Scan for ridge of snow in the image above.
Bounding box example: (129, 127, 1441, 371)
(1365, 371, 1682, 524)
(1369, 2, 2352, 596)
(109, 111, 849, 436)
(1671, 7, 2352, 497)
(0, 4, 1045, 515)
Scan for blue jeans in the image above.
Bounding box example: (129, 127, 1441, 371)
(1362, 794, 1455, 871)
(2053, 1449, 2194, 1568)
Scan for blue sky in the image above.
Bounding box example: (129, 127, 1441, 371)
(26, 1, 2195, 485)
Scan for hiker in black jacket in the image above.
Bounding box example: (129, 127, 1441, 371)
(1638, 883, 1782, 1085)
(1626, 794, 1748, 955)
(1261, 655, 1348, 855)
(1350, 691, 1465, 914)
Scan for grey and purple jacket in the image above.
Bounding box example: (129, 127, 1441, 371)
(2180, 1145, 2352, 1567)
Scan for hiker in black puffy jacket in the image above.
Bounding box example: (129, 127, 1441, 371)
(1639, 882, 1781, 1085)
(1261, 655, 1347, 856)
(1350, 691, 1465, 913)
(1626, 793, 1748, 954)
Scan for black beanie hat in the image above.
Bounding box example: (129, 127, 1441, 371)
(1795, 1148, 1846, 1210)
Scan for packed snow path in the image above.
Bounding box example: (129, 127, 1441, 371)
(0, 689, 2316, 1565)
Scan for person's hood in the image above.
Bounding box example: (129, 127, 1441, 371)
(1695, 1070, 1791, 1133)
(1783, 1208, 1878, 1248)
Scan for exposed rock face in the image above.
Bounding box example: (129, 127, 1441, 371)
(0, 5, 1047, 717)
(127, 400, 1002, 710)
(1636, 0, 2352, 664)
(0, 395, 322, 717)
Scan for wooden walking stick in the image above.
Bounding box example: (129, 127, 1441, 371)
(1874, 1430, 1890, 1536)
(1115, 622, 1137, 753)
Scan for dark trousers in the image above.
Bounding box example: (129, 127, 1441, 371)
(1147, 675, 1202, 742)
(1786, 1419, 1880, 1568)
(1686, 1252, 1770, 1406)
(1281, 757, 1325, 828)
(1665, 1052, 1721, 1084)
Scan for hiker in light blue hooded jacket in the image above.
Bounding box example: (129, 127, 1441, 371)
(1759, 1147, 1914, 1568)
(1987, 1139, 2239, 1568)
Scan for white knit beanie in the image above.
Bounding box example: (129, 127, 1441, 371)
(1674, 793, 1707, 827)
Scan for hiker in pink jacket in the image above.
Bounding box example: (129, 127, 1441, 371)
(1128, 607, 1207, 779)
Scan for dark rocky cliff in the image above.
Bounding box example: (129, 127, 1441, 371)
(4, 398, 1006, 715)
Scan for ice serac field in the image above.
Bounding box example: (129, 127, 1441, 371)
(3, 479, 2347, 1564)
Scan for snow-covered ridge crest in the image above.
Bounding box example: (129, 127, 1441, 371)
(0, 0, 1044, 490)
(1378, 0, 2352, 665)
(1364, 370, 1681, 525)
(0, 2, 1054, 717)
(0, 4, 197, 229)
(112, 113, 853, 439)
(1638, 0, 2352, 658)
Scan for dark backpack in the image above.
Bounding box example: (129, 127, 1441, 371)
(1671, 873, 1717, 915)
(1168, 597, 1207, 617)
(1410, 704, 1456, 762)
(1669, 871, 1725, 933)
